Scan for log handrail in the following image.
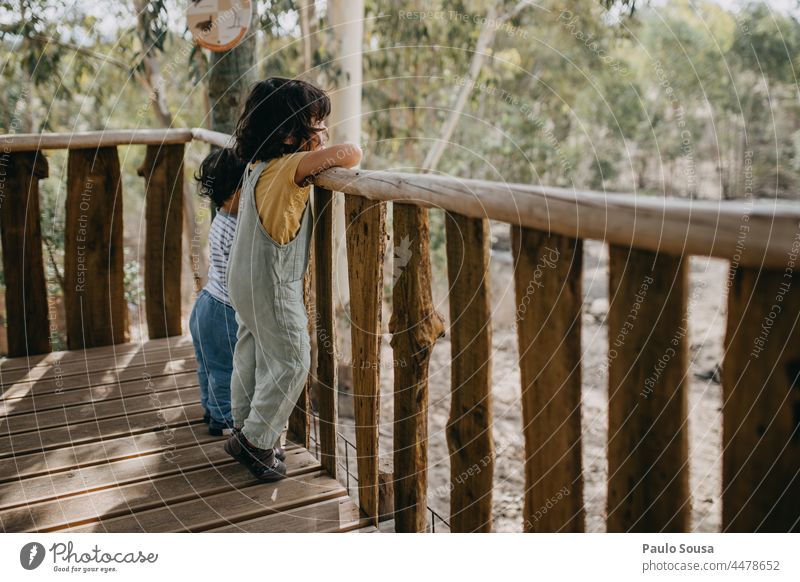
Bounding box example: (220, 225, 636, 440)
(2, 127, 799, 533)
(2, 128, 193, 151)
(313, 168, 800, 269)
(5, 128, 797, 267)
(192, 127, 800, 269)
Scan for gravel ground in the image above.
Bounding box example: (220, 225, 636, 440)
(338, 237, 727, 532)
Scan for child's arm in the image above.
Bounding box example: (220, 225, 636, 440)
(294, 143, 363, 186)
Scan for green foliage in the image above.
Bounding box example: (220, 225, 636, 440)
(732, 2, 800, 85)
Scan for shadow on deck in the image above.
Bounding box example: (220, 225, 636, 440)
(0, 336, 367, 533)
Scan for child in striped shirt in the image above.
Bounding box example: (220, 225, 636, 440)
(189, 148, 245, 436)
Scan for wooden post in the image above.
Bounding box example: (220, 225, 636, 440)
(289, 267, 314, 448)
(138, 144, 183, 339)
(445, 213, 494, 532)
(389, 203, 445, 533)
(0, 152, 50, 356)
(378, 462, 395, 523)
(606, 246, 690, 532)
(722, 265, 800, 532)
(288, 368, 312, 448)
(345, 194, 387, 525)
(314, 186, 338, 477)
(512, 226, 584, 532)
(64, 147, 128, 350)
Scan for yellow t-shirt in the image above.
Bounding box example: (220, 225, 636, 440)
(252, 152, 311, 244)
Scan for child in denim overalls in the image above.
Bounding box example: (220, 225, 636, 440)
(189, 148, 246, 436)
(224, 78, 362, 482)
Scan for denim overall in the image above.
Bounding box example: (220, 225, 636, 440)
(226, 160, 312, 450)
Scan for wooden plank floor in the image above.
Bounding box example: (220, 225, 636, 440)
(0, 337, 365, 533)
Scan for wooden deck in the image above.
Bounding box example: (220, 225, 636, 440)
(0, 336, 365, 533)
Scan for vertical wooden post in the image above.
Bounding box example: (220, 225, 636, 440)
(0, 152, 50, 356)
(445, 212, 494, 532)
(314, 186, 338, 477)
(64, 147, 128, 350)
(289, 266, 314, 448)
(390, 203, 445, 533)
(378, 458, 395, 523)
(345, 194, 387, 525)
(512, 226, 585, 532)
(138, 144, 183, 339)
(722, 265, 800, 532)
(606, 246, 690, 532)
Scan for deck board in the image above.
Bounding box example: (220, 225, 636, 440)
(0, 423, 219, 480)
(0, 371, 198, 417)
(0, 337, 362, 533)
(0, 448, 320, 532)
(0, 402, 204, 457)
(0, 344, 195, 384)
(0, 440, 297, 510)
(209, 497, 366, 533)
(1, 385, 200, 435)
(0, 357, 196, 399)
(0, 336, 194, 373)
(64, 471, 347, 533)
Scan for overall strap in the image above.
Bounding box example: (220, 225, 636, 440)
(241, 160, 267, 199)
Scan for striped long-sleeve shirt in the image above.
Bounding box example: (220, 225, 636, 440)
(204, 210, 237, 306)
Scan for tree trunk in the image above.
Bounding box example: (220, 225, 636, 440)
(422, 2, 498, 172)
(207, 1, 258, 134)
(421, 0, 529, 173)
(327, 0, 364, 312)
(133, 0, 208, 295)
(298, 0, 317, 77)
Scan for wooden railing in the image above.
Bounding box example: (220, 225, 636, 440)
(1, 128, 192, 355)
(2, 128, 799, 533)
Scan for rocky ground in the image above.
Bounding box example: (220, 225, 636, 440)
(337, 236, 727, 532)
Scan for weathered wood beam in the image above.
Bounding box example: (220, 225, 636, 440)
(0, 152, 50, 356)
(289, 266, 314, 448)
(314, 186, 338, 477)
(606, 246, 689, 532)
(314, 167, 800, 269)
(512, 226, 584, 532)
(345, 194, 387, 525)
(445, 212, 494, 532)
(722, 265, 800, 532)
(1, 129, 193, 152)
(64, 147, 128, 350)
(189, 128, 233, 148)
(390, 203, 445, 533)
(138, 144, 183, 339)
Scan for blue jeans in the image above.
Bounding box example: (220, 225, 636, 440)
(189, 289, 237, 424)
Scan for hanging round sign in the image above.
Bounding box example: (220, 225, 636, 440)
(187, 0, 252, 52)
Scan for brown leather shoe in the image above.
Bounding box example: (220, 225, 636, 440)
(224, 429, 287, 482)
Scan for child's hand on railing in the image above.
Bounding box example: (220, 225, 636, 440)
(294, 143, 363, 186)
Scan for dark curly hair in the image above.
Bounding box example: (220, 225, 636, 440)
(194, 148, 246, 209)
(234, 77, 331, 163)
